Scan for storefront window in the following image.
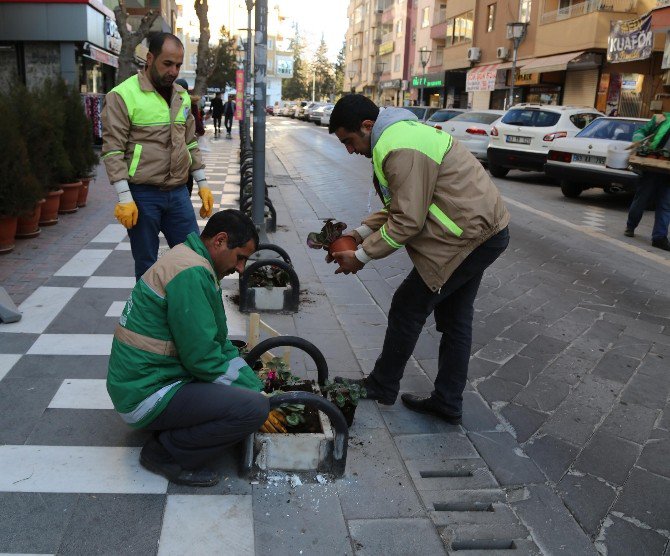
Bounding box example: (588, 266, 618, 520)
(526, 85, 561, 105)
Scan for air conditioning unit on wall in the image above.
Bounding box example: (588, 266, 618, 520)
(467, 47, 481, 62)
(496, 46, 509, 59)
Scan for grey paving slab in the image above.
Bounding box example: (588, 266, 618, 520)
(573, 431, 641, 486)
(6, 354, 109, 379)
(0, 332, 38, 354)
(600, 402, 660, 444)
(541, 352, 592, 385)
(93, 249, 135, 276)
(539, 398, 607, 447)
(467, 432, 545, 487)
(461, 391, 501, 432)
(608, 334, 652, 360)
(348, 518, 446, 555)
(0, 492, 76, 553)
(524, 434, 579, 483)
(43, 275, 89, 288)
(494, 355, 547, 386)
(597, 515, 669, 556)
(557, 472, 617, 537)
(500, 403, 547, 443)
(26, 408, 146, 447)
(518, 335, 570, 360)
(512, 375, 571, 413)
(468, 356, 500, 381)
(510, 484, 598, 555)
(474, 338, 526, 365)
(613, 467, 670, 531)
(636, 428, 670, 479)
(379, 402, 459, 435)
(499, 320, 544, 344)
(253, 483, 353, 555)
(620, 369, 670, 410)
(394, 432, 479, 462)
(44, 288, 126, 334)
(476, 376, 524, 405)
(0, 376, 62, 444)
(336, 429, 424, 519)
(57, 493, 164, 555)
(347, 399, 387, 430)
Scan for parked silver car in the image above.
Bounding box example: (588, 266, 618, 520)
(425, 108, 467, 129)
(439, 110, 505, 161)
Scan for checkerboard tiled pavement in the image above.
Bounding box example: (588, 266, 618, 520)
(1, 116, 669, 554)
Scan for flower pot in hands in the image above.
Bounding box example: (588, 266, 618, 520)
(328, 235, 358, 257)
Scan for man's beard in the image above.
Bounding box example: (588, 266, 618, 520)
(149, 65, 174, 93)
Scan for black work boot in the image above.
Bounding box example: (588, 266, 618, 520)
(624, 228, 634, 237)
(652, 237, 670, 251)
(400, 393, 462, 425)
(140, 436, 220, 487)
(333, 376, 396, 405)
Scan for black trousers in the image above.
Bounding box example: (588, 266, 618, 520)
(368, 227, 509, 414)
(145, 383, 269, 469)
(224, 115, 233, 133)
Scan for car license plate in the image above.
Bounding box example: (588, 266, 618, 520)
(572, 154, 606, 164)
(506, 135, 531, 145)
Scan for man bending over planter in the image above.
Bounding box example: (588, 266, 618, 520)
(107, 210, 269, 487)
(328, 94, 510, 425)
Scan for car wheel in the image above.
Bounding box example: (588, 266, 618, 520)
(488, 163, 509, 178)
(560, 181, 583, 198)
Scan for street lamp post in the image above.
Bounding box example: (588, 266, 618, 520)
(506, 22, 528, 109)
(418, 47, 432, 107)
(348, 69, 356, 93)
(374, 61, 386, 104)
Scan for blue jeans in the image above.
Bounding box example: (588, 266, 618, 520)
(626, 171, 670, 241)
(367, 227, 510, 415)
(128, 184, 199, 280)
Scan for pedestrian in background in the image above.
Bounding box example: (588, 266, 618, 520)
(210, 91, 224, 136)
(328, 94, 510, 424)
(175, 78, 205, 197)
(222, 95, 236, 138)
(101, 32, 214, 280)
(107, 210, 270, 487)
(625, 110, 670, 251)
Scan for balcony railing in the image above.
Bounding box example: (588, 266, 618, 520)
(541, 0, 638, 24)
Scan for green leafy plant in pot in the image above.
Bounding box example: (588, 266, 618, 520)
(0, 91, 43, 252)
(321, 378, 367, 427)
(306, 218, 357, 257)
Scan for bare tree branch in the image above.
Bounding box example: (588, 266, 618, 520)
(114, 0, 159, 84)
(193, 0, 211, 96)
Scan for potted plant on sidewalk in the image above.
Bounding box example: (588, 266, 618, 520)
(54, 80, 84, 214)
(306, 218, 357, 256)
(321, 379, 366, 427)
(0, 92, 43, 252)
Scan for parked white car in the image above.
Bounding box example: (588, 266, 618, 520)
(487, 104, 603, 178)
(403, 105, 440, 123)
(425, 108, 467, 129)
(320, 104, 334, 127)
(440, 110, 505, 161)
(314, 104, 334, 126)
(544, 116, 646, 198)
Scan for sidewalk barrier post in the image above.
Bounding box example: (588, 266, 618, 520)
(238, 259, 299, 313)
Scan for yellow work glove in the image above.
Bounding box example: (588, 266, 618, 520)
(198, 186, 213, 218)
(259, 409, 287, 433)
(114, 202, 138, 229)
(112, 180, 138, 229)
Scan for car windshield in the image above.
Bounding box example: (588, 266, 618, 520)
(575, 118, 644, 141)
(404, 106, 427, 119)
(501, 109, 561, 127)
(427, 110, 462, 123)
(451, 112, 502, 125)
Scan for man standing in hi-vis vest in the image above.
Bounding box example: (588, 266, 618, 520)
(328, 94, 510, 424)
(102, 32, 214, 280)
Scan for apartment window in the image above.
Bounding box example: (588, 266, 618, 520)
(354, 35, 360, 47)
(349, 39, 353, 52)
(435, 45, 444, 65)
(421, 7, 430, 28)
(487, 4, 496, 32)
(267, 58, 273, 70)
(365, 30, 369, 45)
(354, 5, 364, 23)
(363, 59, 368, 73)
(445, 11, 474, 46)
(267, 38, 274, 50)
(394, 53, 401, 71)
(519, 0, 531, 23)
(396, 19, 403, 36)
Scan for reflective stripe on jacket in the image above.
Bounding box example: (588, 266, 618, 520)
(106, 233, 263, 428)
(101, 71, 204, 188)
(361, 109, 510, 291)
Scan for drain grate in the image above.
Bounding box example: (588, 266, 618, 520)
(419, 469, 473, 478)
(434, 502, 494, 512)
(451, 539, 517, 550)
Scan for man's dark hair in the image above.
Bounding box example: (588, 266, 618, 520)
(215, 92, 221, 97)
(148, 32, 184, 57)
(201, 209, 259, 250)
(328, 94, 379, 134)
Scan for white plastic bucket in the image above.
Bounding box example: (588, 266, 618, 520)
(606, 144, 631, 169)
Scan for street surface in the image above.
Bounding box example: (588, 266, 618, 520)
(0, 116, 668, 555)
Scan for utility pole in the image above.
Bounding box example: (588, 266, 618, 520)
(245, 0, 254, 150)
(252, 0, 267, 230)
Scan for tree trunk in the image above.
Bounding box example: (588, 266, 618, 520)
(194, 0, 210, 96)
(114, 1, 159, 85)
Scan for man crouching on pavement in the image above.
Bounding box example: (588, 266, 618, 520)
(107, 209, 269, 486)
(329, 94, 510, 425)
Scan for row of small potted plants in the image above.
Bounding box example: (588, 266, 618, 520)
(0, 79, 99, 254)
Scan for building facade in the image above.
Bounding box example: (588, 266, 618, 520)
(344, 0, 668, 115)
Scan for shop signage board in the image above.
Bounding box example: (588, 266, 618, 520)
(275, 55, 294, 78)
(381, 79, 401, 89)
(104, 17, 121, 55)
(235, 69, 244, 121)
(411, 74, 444, 88)
(466, 65, 499, 92)
(379, 41, 394, 55)
(608, 14, 653, 62)
(86, 44, 118, 68)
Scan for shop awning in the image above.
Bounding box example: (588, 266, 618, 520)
(466, 63, 501, 92)
(84, 43, 118, 68)
(519, 51, 585, 73)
